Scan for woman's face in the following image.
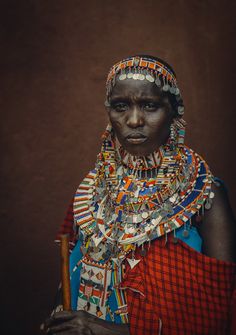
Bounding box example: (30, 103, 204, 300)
(107, 78, 175, 156)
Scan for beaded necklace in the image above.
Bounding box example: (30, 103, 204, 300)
(73, 141, 213, 264)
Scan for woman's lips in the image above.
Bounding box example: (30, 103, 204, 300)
(126, 134, 147, 144)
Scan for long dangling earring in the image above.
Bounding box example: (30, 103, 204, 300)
(168, 117, 186, 151)
(175, 117, 186, 147)
(99, 124, 118, 186)
(169, 121, 178, 151)
(101, 123, 114, 142)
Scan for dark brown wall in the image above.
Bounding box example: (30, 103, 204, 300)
(1, 1, 236, 334)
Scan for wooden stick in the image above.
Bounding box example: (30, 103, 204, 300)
(60, 234, 71, 311)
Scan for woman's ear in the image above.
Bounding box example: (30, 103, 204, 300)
(104, 100, 110, 108)
(104, 100, 111, 116)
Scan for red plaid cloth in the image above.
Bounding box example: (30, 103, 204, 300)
(120, 235, 236, 335)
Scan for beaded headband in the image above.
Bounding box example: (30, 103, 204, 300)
(106, 56, 184, 116)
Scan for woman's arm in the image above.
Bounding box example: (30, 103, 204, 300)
(196, 182, 236, 262)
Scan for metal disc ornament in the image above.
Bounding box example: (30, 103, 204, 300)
(175, 88, 180, 95)
(170, 86, 176, 94)
(162, 85, 169, 92)
(178, 106, 184, 115)
(119, 74, 127, 80)
(155, 78, 161, 87)
(146, 74, 155, 82)
(205, 201, 212, 210)
(209, 192, 215, 199)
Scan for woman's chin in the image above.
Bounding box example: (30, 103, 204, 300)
(123, 144, 160, 157)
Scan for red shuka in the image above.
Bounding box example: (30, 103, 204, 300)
(120, 235, 236, 335)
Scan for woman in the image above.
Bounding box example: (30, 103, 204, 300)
(45, 55, 236, 335)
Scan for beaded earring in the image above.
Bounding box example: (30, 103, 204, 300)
(101, 123, 114, 142)
(168, 117, 186, 151)
(176, 118, 186, 147)
(98, 124, 118, 186)
(169, 122, 178, 151)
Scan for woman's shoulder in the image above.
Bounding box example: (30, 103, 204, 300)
(195, 178, 236, 262)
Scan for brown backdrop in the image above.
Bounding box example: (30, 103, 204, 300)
(1, 1, 236, 334)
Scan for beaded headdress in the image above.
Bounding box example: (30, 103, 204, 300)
(105, 55, 184, 116)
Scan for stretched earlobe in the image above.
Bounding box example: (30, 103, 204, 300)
(104, 100, 111, 108)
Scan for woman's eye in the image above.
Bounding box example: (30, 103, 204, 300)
(143, 103, 159, 111)
(112, 103, 129, 112)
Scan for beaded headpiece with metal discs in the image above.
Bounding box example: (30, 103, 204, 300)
(105, 55, 185, 116)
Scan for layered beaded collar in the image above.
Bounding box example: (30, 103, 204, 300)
(73, 144, 213, 263)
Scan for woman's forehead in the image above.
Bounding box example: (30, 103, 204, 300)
(110, 79, 163, 99)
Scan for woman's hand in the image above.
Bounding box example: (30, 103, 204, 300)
(44, 310, 130, 335)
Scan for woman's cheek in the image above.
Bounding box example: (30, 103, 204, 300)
(110, 117, 124, 130)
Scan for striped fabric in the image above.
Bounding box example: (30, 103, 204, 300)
(120, 235, 236, 335)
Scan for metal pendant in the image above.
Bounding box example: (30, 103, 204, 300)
(155, 78, 161, 87)
(127, 258, 141, 269)
(205, 201, 212, 210)
(119, 74, 127, 81)
(146, 74, 155, 82)
(178, 106, 184, 115)
(162, 84, 169, 92)
(175, 87, 180, 95)
(209, 191, 215, 199)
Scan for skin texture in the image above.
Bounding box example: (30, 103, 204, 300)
(44, 78, 235, 335)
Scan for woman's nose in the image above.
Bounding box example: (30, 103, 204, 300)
(126, 107, 144, 128)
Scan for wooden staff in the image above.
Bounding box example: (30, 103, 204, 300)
(60, 234, 71, 311)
